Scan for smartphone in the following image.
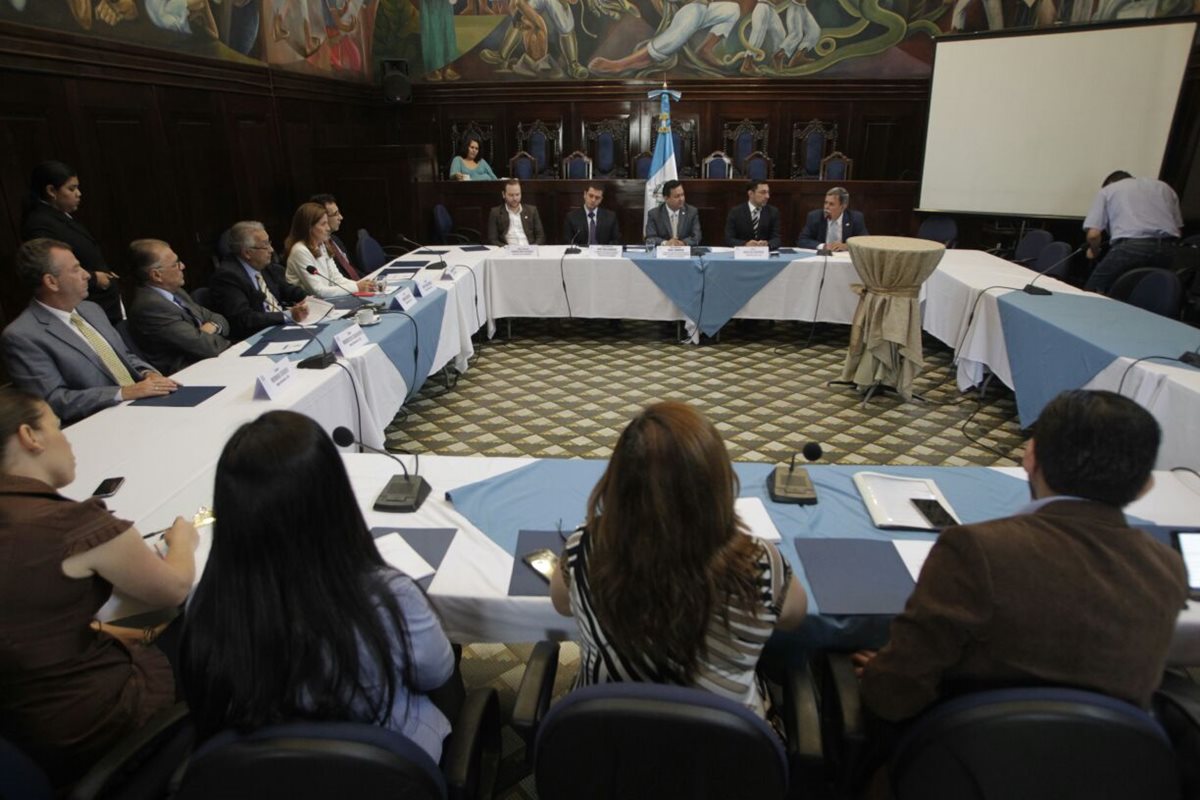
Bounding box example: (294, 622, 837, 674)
(92, 477, 125, 498)
(911, 497, 957, 530)
(1170, 531, 1200, 601)
(523, 548, 559, 582)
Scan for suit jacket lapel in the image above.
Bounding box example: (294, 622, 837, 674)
(34, 303, 113, 376)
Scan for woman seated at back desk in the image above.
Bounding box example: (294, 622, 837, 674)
(0, 388, 198, 787)
(449, 137, 498, 181)
(550, 401, 807, 729)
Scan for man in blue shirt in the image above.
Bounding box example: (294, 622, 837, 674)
(1082, 171, 1182, 293)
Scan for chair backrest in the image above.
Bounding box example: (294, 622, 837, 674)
(744, 151, 773, 180)
(631, 150, 653, 180)
(1012, 229, 1053, 265)
(791, 118, 837, 178)
(509, 151, 536, 180)
(190, 286, 212, 310)
(432, 204, 455, 245)
(562, 150, 593, 179)
(916, 215, 958, 247)
(890, 687, 1179, 800)
(216, 227, 234, 259)
(820, 151, 853, 180)
(356, 228, 390, 271)
(175, 721, 446, 800)
(1109, 267, 1184, 317)
(534, 683, 788, 800)
(1033, 241, 1073, 280)
(0, 737, 53, 800)
(702, 151, 733, 179)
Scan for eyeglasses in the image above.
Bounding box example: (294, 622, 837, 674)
(248, 243, 274, 251)
(155, 259, 184, 271)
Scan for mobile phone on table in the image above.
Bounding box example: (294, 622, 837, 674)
(1170, 531, 1200, 601)
(523, 548, 559, 582)
(911, 497, 957, 530)
(92, 477, 125, 498)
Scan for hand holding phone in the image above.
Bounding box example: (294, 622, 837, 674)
(523, 548, 559, 582)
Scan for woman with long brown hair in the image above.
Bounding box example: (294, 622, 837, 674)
(284, 201, 375, 298)
(550, 401, 806, 719)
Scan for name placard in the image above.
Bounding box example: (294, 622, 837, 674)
(334, 324, 371, 358)
(506, 244, 539, 257)
(255, 360, 295, 400)
(589, 244, 623, 259)
(734, 246, 770, 260)
(414, 276, 440, 297)
(656, 245, 692, 260)
(391, 288, 418, 312)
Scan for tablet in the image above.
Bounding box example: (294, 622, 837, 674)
(1170, 530, 1200, 601)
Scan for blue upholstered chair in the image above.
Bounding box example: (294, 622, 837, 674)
(516, 119, 560, 178)
(509, 150, 536, 180)
(702, 151, 733, 179)
(427, 208, 481, 247)
(562, 150, 593, 179)
(791, 119, 837, 178)
(1032, 241, 1074, 281)
(584, 118, 629, 177)
(1011, 229, 1053, 265)
(631, 150, 653, 179)
(820, 151, 853, 181)
(917, 215, 958, 247)
(1109, 267, 1184, 318)
(744, 150, 774, 180)
(356, 229, 391, 271)
(722, 118, 768, 177)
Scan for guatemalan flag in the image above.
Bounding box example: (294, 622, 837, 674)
(643, 86, 681, 230)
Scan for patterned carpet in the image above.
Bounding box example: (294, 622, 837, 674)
(384, 319, 1027, 798)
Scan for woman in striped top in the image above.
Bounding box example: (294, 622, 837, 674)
(549, 401, 807, 722)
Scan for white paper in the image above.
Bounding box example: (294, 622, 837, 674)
(734, 246, 770, 260)
(374, 533, 435, 581)
(735, 497, 781, 542)
(305, 297, 335, 321)
(656, 245, 692, 260)
(259, 341, 306, 355)
(852, 472, 961, 530)
(506, 244, 539, 257)
(392, 288, 418, 311)
(589, 244, 623, 259)
(333, 324, 371, 358)
(255, 359, 295, 400)
(893, 539, 936, 582)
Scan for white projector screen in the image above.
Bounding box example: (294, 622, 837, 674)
(919, 21, 1195, 219)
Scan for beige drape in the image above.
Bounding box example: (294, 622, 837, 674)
(838, 236, 946, 400)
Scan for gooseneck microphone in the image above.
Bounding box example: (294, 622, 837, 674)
(770, 442, 824, 504)
(397, 234, 450, 272)
(332, 426, 430, 512)
(1022, 246, 1084, 296)
(565, 228, 584, 255)
(304, 265, 377, 310)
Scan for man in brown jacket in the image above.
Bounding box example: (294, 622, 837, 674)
(857, 389, 1187, 719)
(486, 179, 546, 247)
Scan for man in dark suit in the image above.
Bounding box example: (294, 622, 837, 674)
(724, 180, 781, 249)
(126, 238, 230, 375)
(796, 187, 869, 250)
(1, 238, 177, 423)
(208, 221, 310, 342)
(486, 179, 546, 246)
(310, 192, 364, 280)
(562, 183, 622, 246)
(645, 180, 701, 247)
(856, 389, 1187, 721)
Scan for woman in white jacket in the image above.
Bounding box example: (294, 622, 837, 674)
(285, 202, 374, 298)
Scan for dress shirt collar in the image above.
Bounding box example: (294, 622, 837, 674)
(1015, 495, 1088, 515)
(149, 286, 179, 305)
(747, 201, 762, 215)
(829, 213, 844, 228)
(239, 259, 262, 286)
(35, 299, 77, 327)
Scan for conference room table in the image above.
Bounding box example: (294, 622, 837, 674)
(93, 451, 1200, 666)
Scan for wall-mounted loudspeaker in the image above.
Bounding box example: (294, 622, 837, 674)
(381, 59, 412, 104)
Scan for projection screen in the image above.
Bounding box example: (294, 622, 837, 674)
(918, 21, 1195, 219)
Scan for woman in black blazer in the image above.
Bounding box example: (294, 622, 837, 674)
(21, 161, 123, 324)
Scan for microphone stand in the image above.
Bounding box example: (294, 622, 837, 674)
(1022, 246, 1084, 296)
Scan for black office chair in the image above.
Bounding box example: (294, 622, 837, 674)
(512, 642, 823, 800)
(1108, 267, 1184, 318)
(1012, 229, 1053, 265)
(916, 216, 958, 248)
(1154, 670, 1200, 798)
(0, 737, 54, 800)
(174, 689, 499, 800)
(190, 286, 212, 309)
(1032, 240, 1074, 281)
(355, 229, 411, 273)
(431, 205, 481, 246)
(889, 687, 1179, 799)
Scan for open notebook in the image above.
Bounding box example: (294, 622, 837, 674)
(852, 471, 961, 531)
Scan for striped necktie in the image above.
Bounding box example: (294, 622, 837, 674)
(751, 207, 760, 238)
(256, 273, 282, 312)
(69, 312, 135, 386)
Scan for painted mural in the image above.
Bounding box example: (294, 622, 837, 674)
(2, 0, 1194, 82)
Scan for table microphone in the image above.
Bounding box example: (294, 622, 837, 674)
(1181, 344, 1200, 368)
(397, 234, 449, 271)
(331, 426, 430, 512)
(768, 442, 823, 504)
(1022, 246, 1084, 296)
(565, 229, 584, 255)
(291, 318, 336, 370)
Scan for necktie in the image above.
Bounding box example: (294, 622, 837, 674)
(827, 217, 841, 245)
(174, 295, 201, 327)
(751, 207, 760, 238)
(69, 311, 135, 386)
(256, 273, 282, 313)
(670, 211, 679, 239)
(330, 240, 361, 280)
(587, 211, 597, 245)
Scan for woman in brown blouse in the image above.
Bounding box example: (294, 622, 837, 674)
(0, 388, 198, 787)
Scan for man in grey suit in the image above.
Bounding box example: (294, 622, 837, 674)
(127, 238, 230, 375)
(2, 239, 177, 424)
(644, 180, 701, 247)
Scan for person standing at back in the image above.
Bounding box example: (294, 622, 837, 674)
(1082, 171, 1182, 294)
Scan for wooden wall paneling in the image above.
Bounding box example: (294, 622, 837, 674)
(220, 92, 287, 239)
(278, 97, 317, 209)
(313, 145, 437, 245)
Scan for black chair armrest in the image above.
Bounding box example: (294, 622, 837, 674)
(511, 641, 560, 752)
(444, 688, 501, 800)
(382, 244, 412, 257)
(69, 702, 193, 800)
(809, 652, 868, 793)
(457, 227, 483, 244)
(783, 661, 824, 787)
(1154, 670, 1200, 798)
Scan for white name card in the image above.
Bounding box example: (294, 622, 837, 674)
(414, 276, 440, 297)
(656, 245, 691, 259)
(255, 359, 295, 400)
(589, 244, 623, 259)
(391, 288, 418, 312)
(734, 246, 770, 260)
(333, 323, 371, 357)
(506, 244, 539, 257)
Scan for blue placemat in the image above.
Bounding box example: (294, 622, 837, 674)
(694, 253, 807, 336)
(130, 385, 225, 407)
(997, 291, 1200, 427)
(240, 324, 329, 357)
(371, 527, 455, 590)
(626, 255, 705, 324)
(508, 530, 565, 597)
(793, 539, 916, 615)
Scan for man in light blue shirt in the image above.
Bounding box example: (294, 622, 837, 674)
(1082, 171, 1182, 293)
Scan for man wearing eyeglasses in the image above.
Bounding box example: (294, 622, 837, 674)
(127, 238, 230, 375)
(310, 193, 365, 281)
(209, 220, 309, 341)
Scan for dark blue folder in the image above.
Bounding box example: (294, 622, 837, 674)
(370, 527, 456, 591)
(793, 538, 916, 615)
(130, 386, 224, 407)
(508, 530, 565, 597)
